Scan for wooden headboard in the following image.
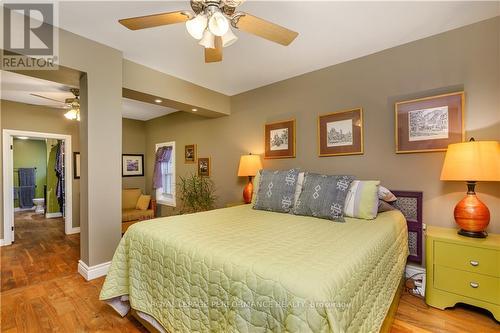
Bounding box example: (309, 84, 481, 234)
(391, 190, 423, 264)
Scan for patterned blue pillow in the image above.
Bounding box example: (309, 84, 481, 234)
(293, 173, 354, 222)
(253, 169, 300, 213)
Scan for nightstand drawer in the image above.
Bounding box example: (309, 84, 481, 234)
(435, 265, 500, 305)
(434, 241, 499, 277)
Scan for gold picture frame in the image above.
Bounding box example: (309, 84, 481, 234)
(185, 144, 196, 163)
(197, 157, 210, 177)
(318, 108, 364, 157)
(264, 119, 296, 159)
(395, 92, 465, 153)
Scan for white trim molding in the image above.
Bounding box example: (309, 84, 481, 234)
(45, 212, 63, 219)
(0, 239, 5, 247)
(78, 260, 111, 281)
(67, 227, 80, 235)
(155, 141, 176, 207)
(3, 129, 73, 245)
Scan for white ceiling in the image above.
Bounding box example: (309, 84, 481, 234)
(0, 71, 177, 120)
(56, 1, 499, 96)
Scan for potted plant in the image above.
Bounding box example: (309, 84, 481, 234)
(178, 173, 216, 214)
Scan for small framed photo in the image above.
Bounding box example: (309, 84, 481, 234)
(185, 144, 196, 163)
(264, 119, 295, 159)
(197, 157, 210, 177)
(318, 108, 363, 157)
(395, 92, 464, 153)
(73, 152, 80, 179)
(122, 154, 144, 177)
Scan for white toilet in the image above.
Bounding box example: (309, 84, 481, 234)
(33, 198, 45, 214)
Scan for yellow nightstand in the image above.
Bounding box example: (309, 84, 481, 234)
(425, 226, 500, 320)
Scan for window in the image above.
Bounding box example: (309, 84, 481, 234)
(155, 141, 176, 206)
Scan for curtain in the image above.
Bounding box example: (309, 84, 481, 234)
(153, 146, 172, 189)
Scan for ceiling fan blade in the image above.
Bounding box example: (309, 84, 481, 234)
(205, 36, 223, 63)
(234, 13, 298, 46)
(30, 93, 65, 103)
(119, 11, 190, 30)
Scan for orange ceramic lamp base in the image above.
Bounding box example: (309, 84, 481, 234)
(243, 177, 253, 204)
(454, 181, 490, 238)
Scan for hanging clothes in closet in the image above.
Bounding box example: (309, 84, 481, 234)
(55, 141, 65, 215)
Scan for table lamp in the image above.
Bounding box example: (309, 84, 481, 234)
(237, 153, 263, 204)
(440, 139, 500, 238)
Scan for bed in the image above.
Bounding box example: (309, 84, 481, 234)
(100, 204, 408, 333)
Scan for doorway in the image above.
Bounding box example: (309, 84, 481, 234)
(2, 129, 74, 245)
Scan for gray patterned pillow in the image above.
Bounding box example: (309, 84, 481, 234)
(253, 169, 300, 213)
(293, 173, 354, 222)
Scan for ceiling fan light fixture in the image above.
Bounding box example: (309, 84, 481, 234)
(221, 27, 238, 47)
(208, 11, 229, 37)
(199, 29, 215, 48)
(186, 14, 207, 40)
(64, 109, 78, 120)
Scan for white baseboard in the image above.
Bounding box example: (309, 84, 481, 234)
(0, 239, 7, 246)
(66, 227, 80, 235)
(14, 207, 35, 212)
(45, 212, 63, 218)
(78, 260, 111, 281)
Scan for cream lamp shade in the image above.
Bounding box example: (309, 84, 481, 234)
(440, 141, 500, 181)
(237, 154, 263, 177)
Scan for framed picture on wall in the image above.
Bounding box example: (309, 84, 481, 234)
(122, 154, 144, 177)
(264, 119, 295, 159)
(73, 152, 81, 179)
(318, 108, 363, 157)
(197, 157, 210, 177)
(185, 144, 196, 163)
(395, 91, 464, 153)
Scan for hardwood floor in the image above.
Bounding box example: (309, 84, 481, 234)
(1, 211, 498, 332)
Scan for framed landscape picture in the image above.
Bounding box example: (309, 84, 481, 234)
(264, 119, 295, 159)
(198, 157, 210, 177)
(122, 154, 144, 177)
(318, 108, 363, 157)
(185, 144, 196, 163)
(395, 92, 464, 153)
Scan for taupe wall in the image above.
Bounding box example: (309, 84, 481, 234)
(146, 17, 500, 233)
(122, 118, 147, 191)
(0, 100, 81, 230)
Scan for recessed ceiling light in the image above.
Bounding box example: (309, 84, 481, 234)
(17, 136, 29, 140)
(191, 108, 198, 112)
(154, 99, 162, 103)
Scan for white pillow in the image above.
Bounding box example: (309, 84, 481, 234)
(378, 186, 397, 202)
(294, 172, 305, 206)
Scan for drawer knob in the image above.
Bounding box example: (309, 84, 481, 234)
(470, 260, 479, 267)
(470, 282, 479, 288)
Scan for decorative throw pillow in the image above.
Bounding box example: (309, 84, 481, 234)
(293, 172, 305, 206)
(136, 194, 151, 211)
(253, 169, 300, 213)
(251, 169, 262, 205)
(293, 173, 354, 222)
(378, 186, 397, 202)
(344, 180, 380, 220)
(378, 200, 396, 213)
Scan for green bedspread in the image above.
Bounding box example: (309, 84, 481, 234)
(100, 205, 408, 333)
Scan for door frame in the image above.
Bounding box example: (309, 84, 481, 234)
(2, 129, 74, 246)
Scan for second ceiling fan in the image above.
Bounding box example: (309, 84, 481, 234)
(118, 0, 299, 63)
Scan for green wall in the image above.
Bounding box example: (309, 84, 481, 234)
(13, 138, 47, 207)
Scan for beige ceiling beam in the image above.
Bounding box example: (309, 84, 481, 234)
(122, 59, 230, 118)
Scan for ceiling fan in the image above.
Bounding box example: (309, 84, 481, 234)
(118, 0, 299, 63)
(30, 88, 80, 121)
